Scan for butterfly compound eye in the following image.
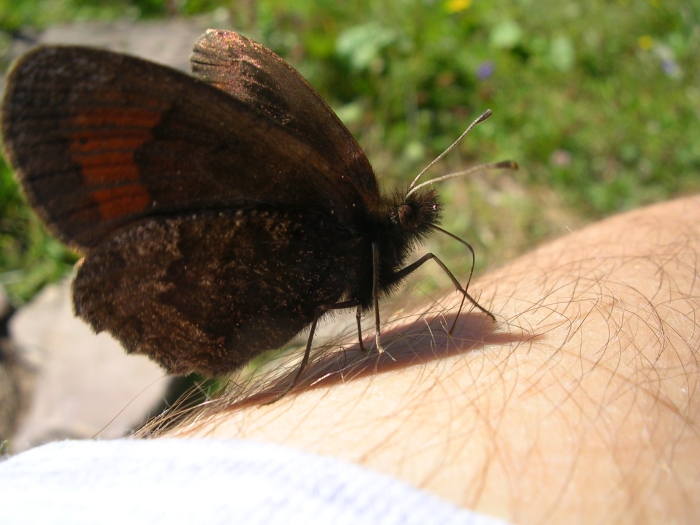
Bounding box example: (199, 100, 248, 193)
(398, 203, 419, 230)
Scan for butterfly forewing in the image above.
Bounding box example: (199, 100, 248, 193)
(2, 46, 371, 251)
(190, 29, 380, 209)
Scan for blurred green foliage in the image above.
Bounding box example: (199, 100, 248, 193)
(0, 0, 698, 304)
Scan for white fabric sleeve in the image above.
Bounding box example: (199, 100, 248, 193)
(0, 438, 513, 525)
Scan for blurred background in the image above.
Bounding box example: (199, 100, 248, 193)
(0, 0, 697, 449)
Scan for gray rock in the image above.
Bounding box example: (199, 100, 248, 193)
(38, 18, 210, 71)
(9, 280, 169, 452)
(0, 285, 25, 446)
(0, 339, 27, 447)
(5, 15, 235, 73)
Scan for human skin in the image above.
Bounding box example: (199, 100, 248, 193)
(170, 195, 700, 525)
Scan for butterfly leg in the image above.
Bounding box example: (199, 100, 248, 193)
(393, 252, 496, 334)
(269, 299, 360, 403)
(371, 243, 386, 354)
(356, 305, 367, 352)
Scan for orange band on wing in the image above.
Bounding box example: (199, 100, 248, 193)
(70, 107, 164, 220)
(79, 164, 141, 185)
(70, 132, 155, 154)
(73, 108, 164, 128)
(91, 184, 152, 221)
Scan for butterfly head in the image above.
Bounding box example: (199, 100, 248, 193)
(392, 188, 442, 241)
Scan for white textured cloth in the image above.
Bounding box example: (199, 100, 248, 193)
(0, 439, 511, 525)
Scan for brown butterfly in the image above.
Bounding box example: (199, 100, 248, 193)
(1, 29, 514, 395)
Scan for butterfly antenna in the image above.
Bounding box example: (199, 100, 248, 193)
(408, 109, 493, 191)
(406, 160, 518, 198)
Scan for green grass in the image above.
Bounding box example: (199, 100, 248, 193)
(0, 0, 698, 304)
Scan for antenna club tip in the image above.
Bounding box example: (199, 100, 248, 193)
(477, 109, 493, 123)
(496, 160, 519, 170)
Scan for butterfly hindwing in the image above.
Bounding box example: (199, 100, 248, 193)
(72, 207, 362, 375)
